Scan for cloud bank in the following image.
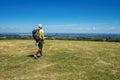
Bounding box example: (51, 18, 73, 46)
(0, 23, 120, 33)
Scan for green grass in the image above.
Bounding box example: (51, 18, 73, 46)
(0, 40, 120, 80)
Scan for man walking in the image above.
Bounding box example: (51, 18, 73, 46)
(33, 24, 45, 59)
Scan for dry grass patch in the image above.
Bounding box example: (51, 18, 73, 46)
(0, 40, 120, 80)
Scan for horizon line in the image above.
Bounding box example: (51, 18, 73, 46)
(0, 32, 120, 34)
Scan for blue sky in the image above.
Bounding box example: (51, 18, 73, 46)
(0, 0, 120, 33)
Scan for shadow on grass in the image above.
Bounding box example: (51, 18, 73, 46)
(27, 54, 41, 59)
(27, 54, 35, 58)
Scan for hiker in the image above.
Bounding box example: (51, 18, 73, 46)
(33, 24, 45, 59)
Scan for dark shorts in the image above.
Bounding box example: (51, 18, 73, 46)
(38, 40, 43, 50)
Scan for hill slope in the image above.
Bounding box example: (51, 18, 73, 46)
(0, 40, 120, 80)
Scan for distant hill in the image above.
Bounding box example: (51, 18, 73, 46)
(0, 33, 120, 42)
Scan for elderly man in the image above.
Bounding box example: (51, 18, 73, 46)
(33, 24, 45, 59)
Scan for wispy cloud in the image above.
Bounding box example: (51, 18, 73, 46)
(45, 24, 79, 27)
(44, 23, 120, 33)
(0, 25, 33, 33)
(0, 23, 120, 33)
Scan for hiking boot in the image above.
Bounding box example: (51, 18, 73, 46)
(33, 54, 38, 59)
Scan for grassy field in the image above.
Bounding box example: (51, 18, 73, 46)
(0, 40, 120, 80)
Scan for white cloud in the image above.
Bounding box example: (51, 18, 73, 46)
(45, 24, 79, 27)
(92, 27, 96, 30)
(110, 27, 115, 30)
(0, 23, 120, 33)
(44, 23, 120, 33)
(0, 25, 33, 33)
